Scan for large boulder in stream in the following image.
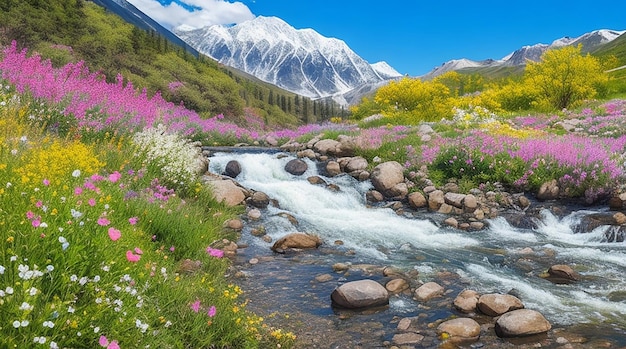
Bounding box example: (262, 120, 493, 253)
(495, 309, 551, 337)
(271, 233, 322, 253)
(284, 159, 308, 176)
(477, 293, 524, 316)
(331, 279, 389, 309)
(223, 160, 241, 178)
(204, 176, 247, 206)
(437, 318, 481, 343)
(370, 161, 406, 199)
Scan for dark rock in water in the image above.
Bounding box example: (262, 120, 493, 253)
(224, 160, 242, 178)
(572, 213, 617, 234)
(284, 159, 308, 176)
(607, 290, 626, 302)
(604, 226, 626, 242)
(307, 176, 327, 186)
(546, 264, 580, 284)
(501, 212, 539, 230)
(248, 191, 270, 209)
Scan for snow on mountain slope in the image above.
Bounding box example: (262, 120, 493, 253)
(174, 16, 402, 100)
(424, 29, 625, 78)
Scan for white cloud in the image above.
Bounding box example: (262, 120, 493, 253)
(126, 0, 255, 30)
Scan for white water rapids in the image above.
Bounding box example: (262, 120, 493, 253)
(209, 152, 626, 335)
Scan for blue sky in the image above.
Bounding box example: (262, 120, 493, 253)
(127, 0, 626, 76)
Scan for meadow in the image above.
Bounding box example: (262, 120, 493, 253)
(2, 41, 626, 348)
(0, 42, 295, 348)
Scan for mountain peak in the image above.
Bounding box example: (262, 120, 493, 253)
(175, 16, 401, 101)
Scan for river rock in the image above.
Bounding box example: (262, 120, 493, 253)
(297, 148, 316, 160)
(284, 159, 308, 176)
(224, 160, 241, 178)
(385, 278, 409, 294)
(313, 139, 339, 155)
(453, 289, 480, 313)
(537, 179, 559, 200)
(408, 192, 427, 209)
(331, 279, 389, 309)
(247, 209, 262, 220)
(464, 194, 478, 211)
(614, 212, 626, 225)
(366, 190, 384, 203)
(437, 318, 481, 342)
(605, 225, 626, 242)
(271, 233, 322, 253)
(345, 156, 368, 173)
(370, 161, 405, 198)
(495, 309, 551, 337)
(547, 264, 580, 282)
(572, 213, 616, 234)
(517, 195, 531, 208)
(205, 177, 247, 206)
(249, 191, 270, 208)
(477, 293, 524, 316)
(444, 192, 466, 209)
(426, 190, 444, 211)
(438, 203, 454, 214)
(224, 218, 244, 231)
(414, 282, 444, 301)
(326, 161, 341, 177)
(444, 217, 459, 228)
(392, 333, 424, 346)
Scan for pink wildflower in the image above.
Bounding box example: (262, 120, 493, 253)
(88, 198, 96, 207)
(84, 181, 97, 191)
(126, 250, 141, 263)
(190, 300, 201, 313)
(97, 217, 110, 226)
(43, 179, 50, 186)
(208, 305, 217, 317)
(108, 171, 121, 183)
(74, 187, 83, 196)
(108, 342, 120, 349)
(128, 216, 138, 225)
(134, 247, 143, 255)
(108, 228, 121, 241)
(206, 247, 224, 258)
(32, 219, 41, 228)
(99, 336, 108, 347)
(26, 211, 35, 219)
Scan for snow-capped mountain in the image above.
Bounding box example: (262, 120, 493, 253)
(174, 16, 402, 100)
(424, 29, 625, 78)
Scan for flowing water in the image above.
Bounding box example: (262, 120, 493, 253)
(209, 152, 626, 348)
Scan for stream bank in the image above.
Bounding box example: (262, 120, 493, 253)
(206, 150, 626, 349)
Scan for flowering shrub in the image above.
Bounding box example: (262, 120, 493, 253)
(13, 139, 104, 187)
(131, 124, 206, 191)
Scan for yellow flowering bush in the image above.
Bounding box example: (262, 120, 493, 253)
(13, 139, 104, 187)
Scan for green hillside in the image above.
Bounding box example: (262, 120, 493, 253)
(593, 32, 626, 87)
(0, 0, 344, 127)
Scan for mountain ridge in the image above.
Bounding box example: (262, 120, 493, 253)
(173, 16, 402, 103)
(423, 29, 625, 79)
